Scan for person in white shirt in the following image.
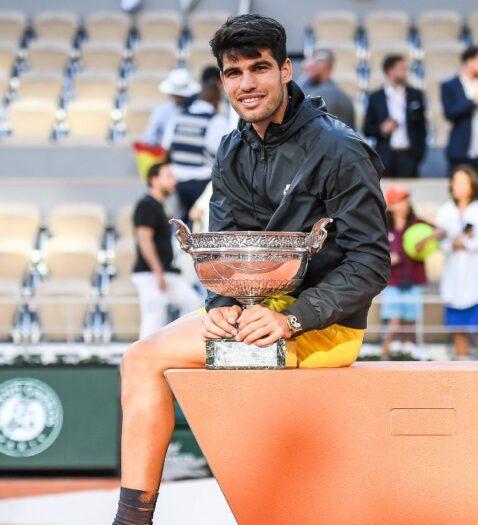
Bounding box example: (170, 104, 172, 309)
(189, 180, 212, 233)
(364, 55, 427, 178)
(435, 164, 478, 359)
(142, 68, 200, 146)
(162, 78, 230, 223)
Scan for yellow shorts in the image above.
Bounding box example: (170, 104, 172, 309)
(201, 295, 364, 369)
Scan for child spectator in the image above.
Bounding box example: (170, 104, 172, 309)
(381, 186, 431, 358)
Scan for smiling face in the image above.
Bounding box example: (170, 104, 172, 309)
(220, 49, 292, 138)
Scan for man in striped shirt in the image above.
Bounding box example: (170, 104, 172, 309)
(161, 78, 230, 224)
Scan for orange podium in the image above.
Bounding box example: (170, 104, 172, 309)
(165, 362, 478, 525)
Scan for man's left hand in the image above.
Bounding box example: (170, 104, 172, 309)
(235, 305, 292, 347)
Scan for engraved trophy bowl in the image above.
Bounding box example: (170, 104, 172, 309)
(170, 218, 333, 369)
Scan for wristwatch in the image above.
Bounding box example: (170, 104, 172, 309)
(286, 314, 303, 335)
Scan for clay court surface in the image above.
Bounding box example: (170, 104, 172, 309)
(0, 478, 120, 500)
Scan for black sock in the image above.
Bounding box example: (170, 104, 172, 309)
(112, 487, 158, 525)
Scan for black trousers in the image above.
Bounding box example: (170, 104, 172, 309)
(385, 149, 419, 178)
(176, 179, 210, 225)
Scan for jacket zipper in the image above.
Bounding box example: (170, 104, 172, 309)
(261, 146, 267, 199)
(250, 150, 259, 222)
(260, 145, 274, 211)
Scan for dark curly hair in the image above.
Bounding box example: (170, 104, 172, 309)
(209, 14, 287, 71)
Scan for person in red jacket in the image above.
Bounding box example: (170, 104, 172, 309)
(381, 186, 429, 357)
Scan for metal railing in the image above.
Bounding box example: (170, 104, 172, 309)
(366, 293, 478, 347)
(2, 292, 476, 348)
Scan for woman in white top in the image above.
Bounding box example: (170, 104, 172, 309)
(435, 165, 478, 358)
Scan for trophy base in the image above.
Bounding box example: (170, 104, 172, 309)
(205, 338, 290, 370)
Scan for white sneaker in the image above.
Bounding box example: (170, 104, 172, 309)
(403, 342, 429, 361)
(389, 340, 403, 354)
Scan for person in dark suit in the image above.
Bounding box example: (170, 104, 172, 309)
(441, 46, 478, 173)
(364, 55, 427, 178)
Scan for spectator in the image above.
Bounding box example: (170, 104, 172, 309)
(381, 185, 438, 358)
(364, 55, 427, 178)
(201, 65, 221, 88)
(297, 48, 355, 128)
(162, 78, 229, 224)
(189, 180, 212, 233)
(142, 67, 200, 146)
(441, 46, 478, 173)
(131, 159, 202, 339)
(435, 165, 478, 359)
(201, 65, 229, 116)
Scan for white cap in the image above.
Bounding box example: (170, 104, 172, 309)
(121, 0, 142, 12)
(159, 68, 201, 97)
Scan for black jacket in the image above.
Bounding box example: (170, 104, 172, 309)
(205, 82, 390, 332)
(363, 86, 427, 168)
(441, 76, 477, 162)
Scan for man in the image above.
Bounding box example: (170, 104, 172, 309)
(130, 159, 202, 339)
(364, 55, 427, 178)
(201, 64, 230, 116)
(201, 64, 222, 89)
(142, 67, 200, 146)
(441, 46, 478, 172)
(113, 15, 389, 524)
(297, 48, 355, 128)
(161, 77, 229, 224)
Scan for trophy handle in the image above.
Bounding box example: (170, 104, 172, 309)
(306, 218, 333, 255)
(169, 219, 192, 253)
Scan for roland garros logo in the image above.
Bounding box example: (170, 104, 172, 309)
(0, 378, 63, 457)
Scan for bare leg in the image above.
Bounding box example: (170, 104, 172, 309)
(402, 321, 416, 344)
(382, 318, 401, 358)
(120, 310, 206, 492)
(453, 331, 470, 358)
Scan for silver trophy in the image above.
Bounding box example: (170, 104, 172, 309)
(170, 218, 333, 370)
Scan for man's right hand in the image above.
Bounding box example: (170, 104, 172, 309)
(380, 118, 398, 136)
(202, 305, 242, 340)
